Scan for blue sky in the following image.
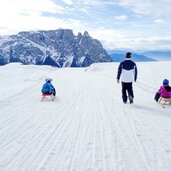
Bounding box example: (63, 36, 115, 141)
(0, 0, 171, 51)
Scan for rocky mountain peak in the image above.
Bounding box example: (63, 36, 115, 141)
(83, 31, 89, 37)
(0, 29, 112, 67)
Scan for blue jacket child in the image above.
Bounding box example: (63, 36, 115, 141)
(41, 78, 56, 96)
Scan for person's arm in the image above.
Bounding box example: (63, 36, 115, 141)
(134, 64, 137, 82)
(158, 86, 162, 93)
(117, 63, 122, 83)
(50, 83, 55, 91)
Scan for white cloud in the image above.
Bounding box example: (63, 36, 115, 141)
(0, 16, 83, 34)
(105, 38, 168, 51)
(0, 0, 93, 35)
(90, 28, 124, 42)
(61, 0, 73, 5)
(79, 0, 118, 6)
(114, 15, 127, 21)
(118, 0, 171, 18)
(154, 19, 167, 24)
(0, 0, 70, 35)
(119, 0, 152, 14)
(89, 28, 125, 49)
(0, 0, 171, 51)
(0, 0, 64, 16)
(0, 0, 65, 31)
(131, 37, 171, 50)
(88, 27, 171, 50)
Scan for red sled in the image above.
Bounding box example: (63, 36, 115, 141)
(41, 93, 54, 101)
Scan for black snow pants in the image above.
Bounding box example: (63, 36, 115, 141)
(121, 82, 134, 103)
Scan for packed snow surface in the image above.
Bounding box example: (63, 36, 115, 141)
(0, 62, 171, 171)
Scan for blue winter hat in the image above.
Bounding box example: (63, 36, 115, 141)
(46, 78, 52, 82)
(163, 79, 169, 85)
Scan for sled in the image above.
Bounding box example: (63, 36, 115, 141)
(41, 93, 54, 101)
(158, 97, 171, 108)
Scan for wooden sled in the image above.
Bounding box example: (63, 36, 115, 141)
(158, 97, 171, 108)
(41, 93, 54, 101)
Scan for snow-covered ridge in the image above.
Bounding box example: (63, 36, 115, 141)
(0, 29, 112, 67)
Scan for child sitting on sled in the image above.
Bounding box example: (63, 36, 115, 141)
(41, 78, 56, 97)
(154, 79, 171, 102)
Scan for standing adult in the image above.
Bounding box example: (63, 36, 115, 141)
(116, 52, 137, 104)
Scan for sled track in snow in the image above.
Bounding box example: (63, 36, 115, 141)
(1, 66, 171, 170)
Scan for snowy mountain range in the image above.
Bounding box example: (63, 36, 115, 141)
(141, 51, 171, 61)
(110, 53, 156, 62)
(0, 29, 112, 67)
(108, 50, 171, 62)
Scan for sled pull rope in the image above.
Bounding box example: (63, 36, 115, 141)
(135, 81, 157, 93)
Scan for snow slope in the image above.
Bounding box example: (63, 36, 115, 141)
(0, 62, 171, 171)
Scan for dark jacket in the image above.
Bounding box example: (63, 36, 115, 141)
(117, 59, 137, 82)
